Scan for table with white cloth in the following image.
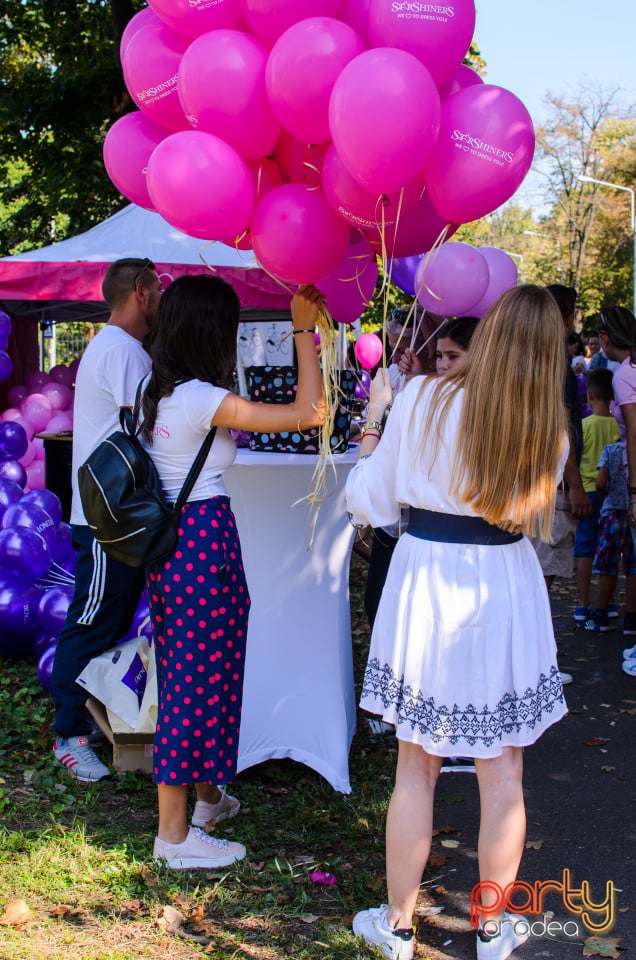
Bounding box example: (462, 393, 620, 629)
(224, 447, 358, 793)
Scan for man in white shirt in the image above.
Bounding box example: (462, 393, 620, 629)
(51, 258, 161, 781)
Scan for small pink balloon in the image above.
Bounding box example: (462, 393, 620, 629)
(329, 48, 441, 194)
(45, 412, 74, 433)
(354, 333, 383, 370)
(122, 19, 191, 132)
(367, 0, 476, 87)
(148, 0, 241, 39)
(1, 408, 22, 423)
(415, 242, 489, 317)
(266, 17, 365, 145)
(317, 236, 379, 325)
(178, 29, 280, 159)
(32, 437, 45, 461)
(7, 385, 28, 407)
(239, 0, 342, 48)
(275, 132, 328, 188)
(48, 365, 75, 387)
(322, 144, 426, 231)
(439, 63, 484, 101)
(425, 84, 535, 224)
(219, 158, 282, 248)
(40, 381, 73, 412)
(147, 131, 255, 241)
(25, 460, 46, 491)
(14, 417, 35, 442)
(463, 247, 519, 317)
(19, 440, 36, 469)
(21, 394, 53, 433)
(251, 183, 350, 284)
(103, 112, 166, 209)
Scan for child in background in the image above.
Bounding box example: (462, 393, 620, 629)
(574, 368, 620, 630)
(593, 440, 636, 641)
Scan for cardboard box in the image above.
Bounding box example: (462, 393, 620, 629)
(86, 696, 154, 774)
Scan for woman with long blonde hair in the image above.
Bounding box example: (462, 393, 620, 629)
(346, 285, 569, 960)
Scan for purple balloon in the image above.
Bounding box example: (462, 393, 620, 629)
(464, 247, 519, 318)
(354, 370, 372, 400)
(38, 586, 72, 636)
(0, 479, 24, 521)
(0, 527, 51, 580)
(0, 351, 12, 382)
(52, 521, 75, 564)
(37, 643, 57, 691)
(32, 630, 58, 661)
(21, 488, 63, 527)
(2, 500, 56, 550)
(60, 552, 78, 577)
(7, 385, 28, 407)
(0, 459, 26, 488)
(0, 421, 28, 460)
(0, 575, 42, 652)
(389, 255, 422, 296)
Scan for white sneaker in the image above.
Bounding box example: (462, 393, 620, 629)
(476, 913, 530, 960)
(352, 904, 414, 960)
(622, 659, 636, 677)
(153, 827, 246, 869)
(622, 643, 636, 660)
(191, 788, 240, 827)
(53, 735, 110, 782)
(558, 671, 573, 685)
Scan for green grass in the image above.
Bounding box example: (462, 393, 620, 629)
(1, 552, 437, 960)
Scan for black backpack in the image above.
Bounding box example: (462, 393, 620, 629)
(78, 383, 216, 568)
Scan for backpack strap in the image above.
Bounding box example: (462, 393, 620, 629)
(119, 380, 145, 436)
(174, 426, 218, 511)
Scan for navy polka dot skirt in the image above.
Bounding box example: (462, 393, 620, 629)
(147, 496, 250, 786)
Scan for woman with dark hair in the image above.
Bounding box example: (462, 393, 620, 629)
(139, 276, 325, 869)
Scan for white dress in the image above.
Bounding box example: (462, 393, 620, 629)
(345, 377, 568, 758)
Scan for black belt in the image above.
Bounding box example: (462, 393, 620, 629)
(407, 508, 523, 546)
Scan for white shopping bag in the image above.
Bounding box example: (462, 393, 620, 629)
(76, 632, 157, 732)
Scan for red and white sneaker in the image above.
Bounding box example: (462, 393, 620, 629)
(53, 735, 111, 782)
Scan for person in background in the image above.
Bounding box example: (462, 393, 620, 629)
(593, 440, 636, 649)
(572, 368, 620, 630)
(587, 333, 601, 363)
(434, 317, 480, 376)
(51, 258, 160, 783)
(594, 305, 636, 673)
(139, 277, 325, 870)
(530, 284, 592, 685)
(589, 315, 621, 373)
(346, 286, 568, 960)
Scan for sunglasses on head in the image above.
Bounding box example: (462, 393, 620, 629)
(133, 258, 152, 289)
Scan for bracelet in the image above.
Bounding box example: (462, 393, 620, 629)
(364, 420, 383, 434)
(361, 429, 381, 441)
(293, 328, 315, 336)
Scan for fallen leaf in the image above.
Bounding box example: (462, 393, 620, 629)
(525, 840, 544, 850)
(0, 899, 32, 927)
(358, 817, 370, 830)
(428, 854, 449, 867)
(250, 861, 265, 872)
(265, 786, 288, 795)
(440, 839, 459, 848)
(582, 935, 623, 958)
(416, 906, 444, 917)
(50, 905, 72, 918)
(432, 826, 459, 836)
(300, 914, 320, 924)
(601, 766, 616, 772)
(158, 905, 185, 935)
(584, 738, 611, 747)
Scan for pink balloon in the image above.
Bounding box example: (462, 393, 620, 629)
(121, 6, 161, 58)
(40, 382, 73, 412)
(21, 394, 53, 433)
(328, 49, 441, 194)
(148, 0, 241, 39)
(32, 437, 45, 461)
(463, 247, 519, 318)
(122, 19, 190, 132)
(48, 365, 74, 387)
(415, 243, 489, 317)
(322, 144, 426, 231)
(219, 158, 283, 248)
(14, 417, 35, 442)
(365, 189, 458, 259)
(45, 412, 74, 433)
(19, 440, 36, 469)
(367, 0, 476, 87)
(1, 408, 22, 423)
(266, 18, 365, 145)
(425, 84, 536, 224)
(25, 460, 46, 491)
(317, 236, 379, 325)
(147, 131, 255, 241)
(179, 30, 280, 159)
(275, 132, 328, 188)
(339, 0, 371, 42)
(7, 385, 28, 408)
(103, 112, 166, 209)
(439, 64, 484, 101)
(251, 183, 350, 284)
(239, 0, 342, 48)
(354, 333, 383, 370)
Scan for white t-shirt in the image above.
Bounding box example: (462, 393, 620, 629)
(140, 379, 237, 502)
(70, 324, 151, 525)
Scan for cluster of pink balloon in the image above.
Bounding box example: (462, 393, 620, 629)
(104, 0, 534, 324)
(1, 362, 77, 491)
(408, 243, 519, 319)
